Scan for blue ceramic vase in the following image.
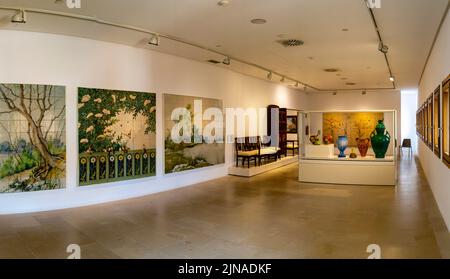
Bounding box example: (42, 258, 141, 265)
(337, 136, 348, 158)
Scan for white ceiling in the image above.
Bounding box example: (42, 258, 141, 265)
(0, 0, 448, 91)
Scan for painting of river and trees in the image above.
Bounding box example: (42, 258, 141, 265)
(0, 83, 66, 193)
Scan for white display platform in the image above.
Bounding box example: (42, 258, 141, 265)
(229, 156, 298, 177)
(299, 155, 396, 186)
(305, 144, 335, 158)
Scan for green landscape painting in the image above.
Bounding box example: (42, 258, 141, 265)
(78, 88, 156, 186)
(164, 94, 224, 174)
(0, 83, 66, 193)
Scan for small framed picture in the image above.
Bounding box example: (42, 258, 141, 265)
(287, 115, 298, 134)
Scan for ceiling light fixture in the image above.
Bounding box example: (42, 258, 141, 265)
(267, 72, 272, 80)
(217, 0, 230, 7)
(378, 42, 389, 54)
(251, 18, 267, 24)
(148, 35, 159, 46)
(222, 57, 231, 65)
(11, 9, 26, 23)
(389, 76, 395, 82)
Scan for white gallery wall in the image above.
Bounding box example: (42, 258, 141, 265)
(0, 30, 307, 213)
(418, 9, 450, 231)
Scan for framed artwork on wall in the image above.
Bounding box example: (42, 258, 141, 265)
(433, 86, 441, 158)
(78, 88, 157, 186)
(163, 94, 224, 174)
(443, 75, 450, 167)
(0, 83, 66, 193)
(287, 115, 298, 134)
(428, 94, 434, 149)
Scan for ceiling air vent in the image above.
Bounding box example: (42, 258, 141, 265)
(207, 59, 221, 64)
(277, 39, 304, 47)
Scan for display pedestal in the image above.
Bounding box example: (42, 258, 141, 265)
(305, 144, 335, 157)
(299, 156, 396, 186)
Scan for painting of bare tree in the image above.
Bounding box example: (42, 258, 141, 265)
(0, 83, 65, 193)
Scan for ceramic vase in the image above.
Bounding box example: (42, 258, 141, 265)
(337, 136, 348, 158)
(370, 120, 391, 158)
(356, 138, 370, 157)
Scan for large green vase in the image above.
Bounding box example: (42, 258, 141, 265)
(370, 120, 391, 158)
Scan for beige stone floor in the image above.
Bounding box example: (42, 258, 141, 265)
(0, 156, 449, 259)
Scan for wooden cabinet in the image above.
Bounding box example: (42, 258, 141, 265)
(267, 105, 287, 157)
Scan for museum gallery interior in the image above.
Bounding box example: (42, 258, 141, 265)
(0, 0, 449, 259)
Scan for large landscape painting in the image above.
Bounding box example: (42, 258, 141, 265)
(0, 83, 66, 193)
(164, 94, 224, 174)
(78, 88, 156, 185)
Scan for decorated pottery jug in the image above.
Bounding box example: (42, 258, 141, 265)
(370, 120, 391, 158)
(356, 138, 370, 157)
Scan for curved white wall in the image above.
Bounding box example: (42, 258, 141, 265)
(418, 9, 450, 231)
(0, 30, 307, 214)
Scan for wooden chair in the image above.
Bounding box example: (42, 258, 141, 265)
(400, 138, 412, 156)
(235, 136, 260, 168)
(286, 140, 299, 156)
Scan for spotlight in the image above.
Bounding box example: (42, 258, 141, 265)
(217, 0, 230, 6)
(389, 76, 395, 82)
(378, 42, 389, 54)
(148, 35, 159, 46)
(222, 57, 231, 65)
(267, 72, 272, 80)
(11, 9, 26, 24)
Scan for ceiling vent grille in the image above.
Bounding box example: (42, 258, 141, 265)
(277, 39, 304, 47)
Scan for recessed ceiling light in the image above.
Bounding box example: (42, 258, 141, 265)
(217, 0, 230, 7)
(389, 76, 395, 82)
(251, 18, 267, 24)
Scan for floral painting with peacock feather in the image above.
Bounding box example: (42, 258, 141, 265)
(78, 88, 156, 186)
